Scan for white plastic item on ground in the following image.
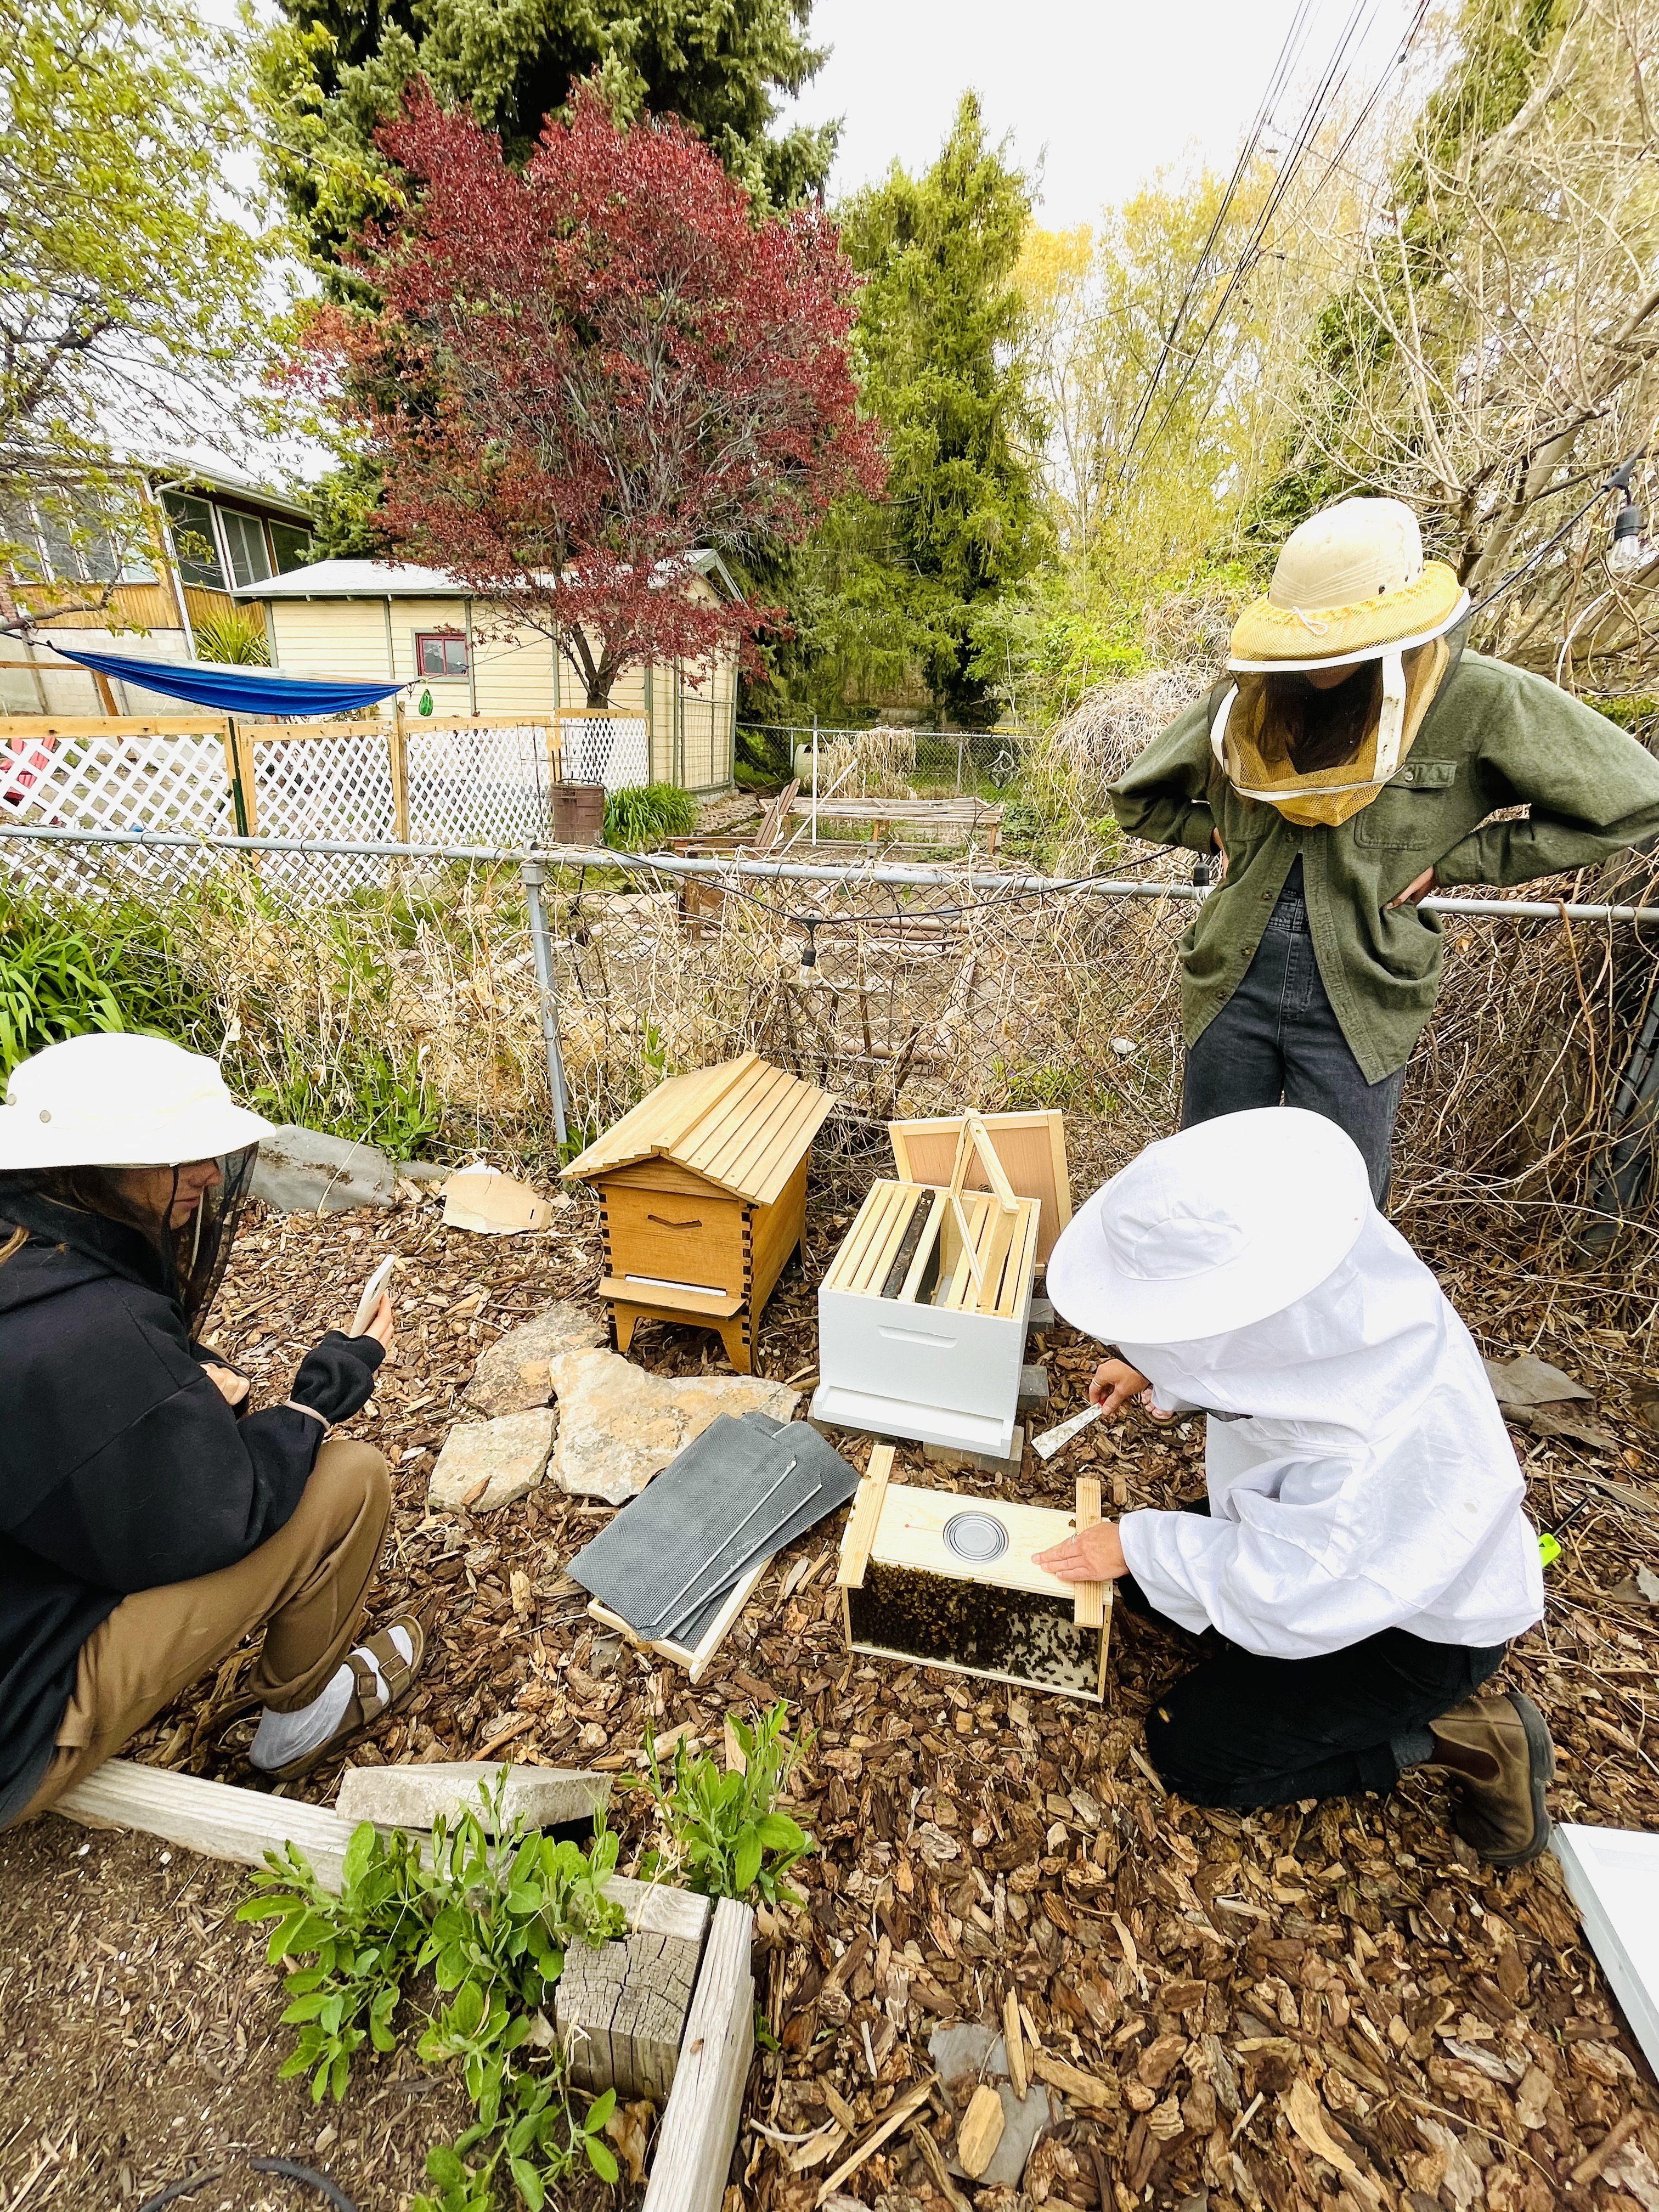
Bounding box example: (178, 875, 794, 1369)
(441, 1162, 554, 1234)
(1552, 1822, 1659, 2076)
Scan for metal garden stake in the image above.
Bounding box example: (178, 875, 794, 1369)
(520, 857, 569, 1148)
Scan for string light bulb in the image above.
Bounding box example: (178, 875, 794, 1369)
(1610, 492, 1649, 577)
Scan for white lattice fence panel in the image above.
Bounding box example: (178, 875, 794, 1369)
(407, 725, 550, 847)
(251, 736, 396, 898)
(557, 716, 649, 794)
(1, 729, 236, 899)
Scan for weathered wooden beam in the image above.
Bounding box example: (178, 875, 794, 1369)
(641, 1897, 754, 2212)
(49, 1759, 708, 1940)
(556, 1925, 704, 2100)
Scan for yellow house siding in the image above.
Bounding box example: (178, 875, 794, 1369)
(469, 618, 557, 717)
(258, 583, 733, 788)
(269, 599, 398, 681)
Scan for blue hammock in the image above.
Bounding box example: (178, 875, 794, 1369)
(49, 642, 406, 718)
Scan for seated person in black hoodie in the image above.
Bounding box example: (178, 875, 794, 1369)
(0, 1031, 425, 1822)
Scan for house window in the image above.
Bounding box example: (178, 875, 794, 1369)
(218, 508, 274, 588)
(269, 521, 312, 574)
(163, 493, 226, 588)
(415, 629, 469, 678)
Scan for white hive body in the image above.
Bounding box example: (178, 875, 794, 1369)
(811, 1114, 1049, 1459)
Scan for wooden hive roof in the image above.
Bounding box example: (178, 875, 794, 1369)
(561, 1053, 838, 1206)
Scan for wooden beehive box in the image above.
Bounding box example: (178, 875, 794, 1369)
(562, 1053, 836, 1374)
(837, 1446, 1109, 1701)
(811, 1115, 1040, 1458)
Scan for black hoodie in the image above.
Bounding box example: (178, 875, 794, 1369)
(0, 1192, 382, 1822)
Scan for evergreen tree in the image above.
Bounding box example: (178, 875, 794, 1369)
(261, 0, 838, 283)
(763, 93, 1045, 729)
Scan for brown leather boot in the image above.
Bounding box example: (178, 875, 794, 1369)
(1421, 1691, 1554, 1866)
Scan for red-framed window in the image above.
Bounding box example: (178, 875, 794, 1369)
(415, 629, 469, 678)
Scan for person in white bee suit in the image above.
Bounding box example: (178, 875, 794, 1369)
(1034, 1106, 1551, 1864)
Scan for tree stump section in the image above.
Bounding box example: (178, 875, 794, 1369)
(555, 1926, 704, 2100)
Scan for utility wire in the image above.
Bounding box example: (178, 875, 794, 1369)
(1115, 0, 1321, 476)
(1136, 0, 1377, 460)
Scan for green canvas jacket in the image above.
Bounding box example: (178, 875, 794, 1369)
(1108, 650, 1659, 1084)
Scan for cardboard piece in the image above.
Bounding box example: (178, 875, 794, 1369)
(441, 1163, 555, 1235)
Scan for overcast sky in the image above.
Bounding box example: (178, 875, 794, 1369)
(781, 0, 1421, 230)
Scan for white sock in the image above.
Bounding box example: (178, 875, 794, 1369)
(249, 1626, 414, 1770)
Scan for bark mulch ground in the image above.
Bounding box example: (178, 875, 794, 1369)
(5, 1166, 1659, 2212)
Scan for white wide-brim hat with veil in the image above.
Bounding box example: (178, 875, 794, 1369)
(1046, 1107, 1372, 1345)
(0, 1032, 271, 1170)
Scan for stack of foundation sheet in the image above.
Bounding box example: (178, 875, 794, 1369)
(568, 1412, 859, 1647)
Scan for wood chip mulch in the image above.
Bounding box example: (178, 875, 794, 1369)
(8, 1164, 1659, 2212)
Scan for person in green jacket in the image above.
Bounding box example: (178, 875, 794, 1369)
(1110, 496, 1659, 1200)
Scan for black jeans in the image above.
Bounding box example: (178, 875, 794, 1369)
(1115, 1565, 1504, 1809)
(1182, 859, 1406, 1204)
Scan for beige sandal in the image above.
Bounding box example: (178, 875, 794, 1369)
(266, 1615, 427, 1781)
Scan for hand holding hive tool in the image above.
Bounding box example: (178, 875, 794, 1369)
(1030, 1401, 1101, 1463)
(1030, 1356, 1165, 1459)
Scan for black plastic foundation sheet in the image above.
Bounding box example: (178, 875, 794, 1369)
(568, 1411, 859, 1646)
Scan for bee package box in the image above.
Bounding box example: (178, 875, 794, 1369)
(836, 1446, 1110, 1702)
(562, 1052, 836, 1375)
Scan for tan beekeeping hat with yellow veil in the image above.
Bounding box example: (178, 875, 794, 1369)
(1212, 498, 1469, 826)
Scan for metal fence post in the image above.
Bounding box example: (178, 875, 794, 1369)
(520, 859, 569, 1149)
(811, 712, 818, 844)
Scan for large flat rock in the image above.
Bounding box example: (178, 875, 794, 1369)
(336, 1760, 610, 1834)
(428, 1408, 556, 1511)
(466, 1301, 607, 1416)
(546, 1347, 798, 1504)
(249, 1124, 397, 1214)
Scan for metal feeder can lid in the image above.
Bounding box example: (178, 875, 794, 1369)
(943, 1510, 1009, 1564)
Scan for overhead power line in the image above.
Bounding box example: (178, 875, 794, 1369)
(1133, 0, 1379, 461)
(1113, 0, 1321, 475)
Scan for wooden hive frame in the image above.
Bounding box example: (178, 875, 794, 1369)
(888, 1108, 1071, 1266)
(836, 1446, 1110, 1702)
(563, 1053, 836, 1374)
(812, 1115, 1042, 1457)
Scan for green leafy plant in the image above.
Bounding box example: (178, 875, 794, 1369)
(640, 1700, 812, 1904)
(238, 1774, 627, 2208)
(191, 603, 272, 664)
(0, 893, 211, 1081)
(601, 783, 698, 850)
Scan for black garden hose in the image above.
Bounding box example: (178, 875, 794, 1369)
(136, 2157, 358, 2212)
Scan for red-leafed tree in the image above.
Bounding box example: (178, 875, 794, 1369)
(300, 84, 885, 706)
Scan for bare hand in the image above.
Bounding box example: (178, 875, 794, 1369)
(202, 1362, 249, 1407)
(1090, 1358, 1150, 1414)
(1035, 1521, 1129, 1582)
(359, 1292, 396, 1355)
(1088, 1358, 1177, 1422)
(1388, 865, 1436, 910)
(1211, 830, 1228, 884)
